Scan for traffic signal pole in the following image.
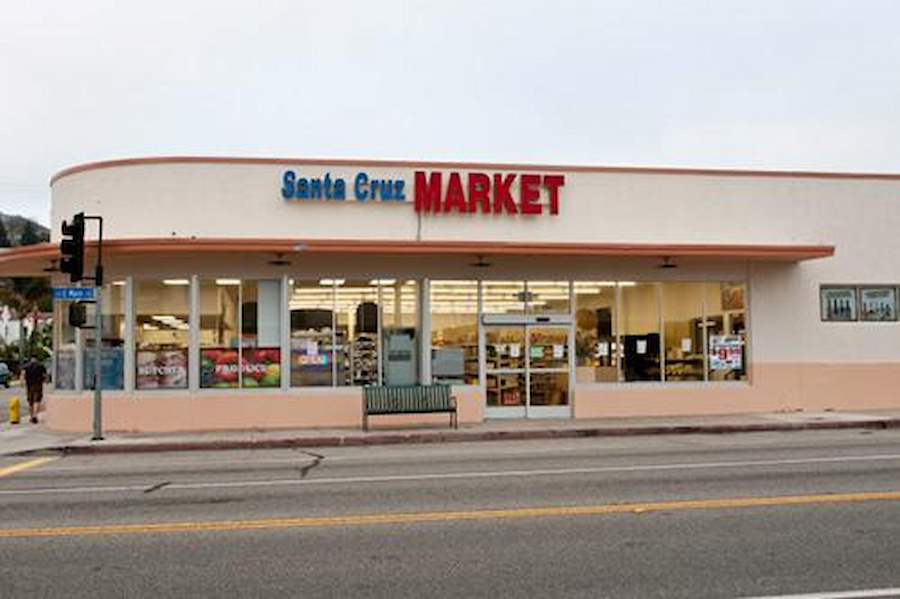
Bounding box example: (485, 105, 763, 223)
(88, 216, 104, 441)
(60, 212, 104, 441)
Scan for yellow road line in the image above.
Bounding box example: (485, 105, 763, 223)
(2, 490, 900, 539)
(0, 457, 57, 479)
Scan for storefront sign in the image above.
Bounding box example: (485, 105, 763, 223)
(281, 169, 565, 216)
(281, 171, 405, 202)
(414, 172, 564, 215)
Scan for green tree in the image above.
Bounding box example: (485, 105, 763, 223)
(19, 220, 46, 245)
(0, 219, 10, 247)
(0, 277, 51, 362)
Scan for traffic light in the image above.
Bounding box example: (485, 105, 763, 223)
(60, 213, 85, 282)
(68, 302, 87, 328)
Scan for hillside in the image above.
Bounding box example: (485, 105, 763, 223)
(0, 213, 50, 246)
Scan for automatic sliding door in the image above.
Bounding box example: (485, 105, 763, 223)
(528, 326, 571, 417)
(485, 325, 526, 417)
(483, 321, 572, 418)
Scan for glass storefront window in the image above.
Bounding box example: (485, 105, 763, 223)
(335, 280, 379, 386)
(240, 280, 282, 388)
(431, 280, 478, 385)
(54, 299, 77, 390)
(380, 280, 418, 386)
(705, 282, 748, 381)
(482, 281, 525, 315)
(200, 280, 240, 389)
(527, 281, 570, 314)
(135, 280, 189, 390)
(290, 280, 335, 387)
(84, 282, 126, 390)
(620, 283, 661, 382)
(662, 283, 705, 382)
(574, 282, 617, 383)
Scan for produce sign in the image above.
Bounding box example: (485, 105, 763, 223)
(200, 348, 239, 388)
(241, 348, 281, 388)
(200, 348, 281, 388)
(136, 349, 188, 389)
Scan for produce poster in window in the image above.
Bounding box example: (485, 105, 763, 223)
(859, 287, 897, 322)
(820, 287, 857, 321)
(136, 349, 188, 389)
(200, 348, 239, 388)
(241, 348, 281, 388)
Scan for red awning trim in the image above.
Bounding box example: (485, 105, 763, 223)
(0, 238, 835, 268)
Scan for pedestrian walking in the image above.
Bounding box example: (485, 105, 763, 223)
(24, 357, 47, 424)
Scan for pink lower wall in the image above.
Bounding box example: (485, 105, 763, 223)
(574, 362, 900, 418)
(45, 363, 900, 433)
(45, 386, 485, 433)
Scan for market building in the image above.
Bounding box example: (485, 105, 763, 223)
(3, 156, 900, 433)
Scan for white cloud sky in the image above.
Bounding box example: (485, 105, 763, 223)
(2, 0, 899, 225)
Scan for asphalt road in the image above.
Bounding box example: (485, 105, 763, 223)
(2, 429, 900, 598)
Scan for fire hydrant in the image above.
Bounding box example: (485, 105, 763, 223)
(8, 395, 20, 425)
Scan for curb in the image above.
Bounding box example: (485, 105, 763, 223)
(28, 417, 900, 456)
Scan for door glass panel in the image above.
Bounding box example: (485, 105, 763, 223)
(486, 373, 525, 407)
(485, 326, 525, 370)
(529, 327, 568, 370)
(530, 372, 569, 406)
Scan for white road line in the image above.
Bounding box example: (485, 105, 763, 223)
(2, 452, 900, 496)
(740, 587, 900, 598)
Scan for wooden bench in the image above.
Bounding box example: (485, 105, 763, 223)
(362, 385, 458, 431)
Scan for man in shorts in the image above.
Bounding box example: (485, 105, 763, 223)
(24, 357, 47, 424)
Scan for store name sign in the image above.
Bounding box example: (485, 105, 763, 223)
(281, 169, 565, 216)
(282, 171, 406, 202)
(413, 172, 564, 216)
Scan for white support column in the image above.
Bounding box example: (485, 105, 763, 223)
(74, 322, 84, 392)
(124, 276, 135, 393)
(281, 274, 290, 391)
(477, 280, 486, 388)
(567, 281, 575, 416)
(189, 275, 200, 393)
(418, 278, 431, 384)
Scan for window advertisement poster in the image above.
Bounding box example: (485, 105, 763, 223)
(859, 287, 897, 322)
(709, 335, 743, 370)
(291, 338, 332, 386)
(241, 347, 281, 388)
(136, 349, 188, 389)
(83, 347, 125, 390)
(200, 348, 239, 388)
(820, 287, 858, 321)
(55, 348, 76, 390)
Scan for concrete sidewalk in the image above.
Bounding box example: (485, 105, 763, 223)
(2, 408, 900, 457)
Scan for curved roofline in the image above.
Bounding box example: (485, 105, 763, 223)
(50, 155, 900, 185)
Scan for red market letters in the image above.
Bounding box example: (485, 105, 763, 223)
(414, 171, 565, 215)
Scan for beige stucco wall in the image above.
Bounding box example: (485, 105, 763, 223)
(45, 158, 900, 429)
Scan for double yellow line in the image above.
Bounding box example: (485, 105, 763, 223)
(2, 490, 900, 539)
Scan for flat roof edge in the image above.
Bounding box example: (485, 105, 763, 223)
(50, 155, 900, 186)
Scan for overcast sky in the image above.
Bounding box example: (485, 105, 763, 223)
(2, 0, 899, 225)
